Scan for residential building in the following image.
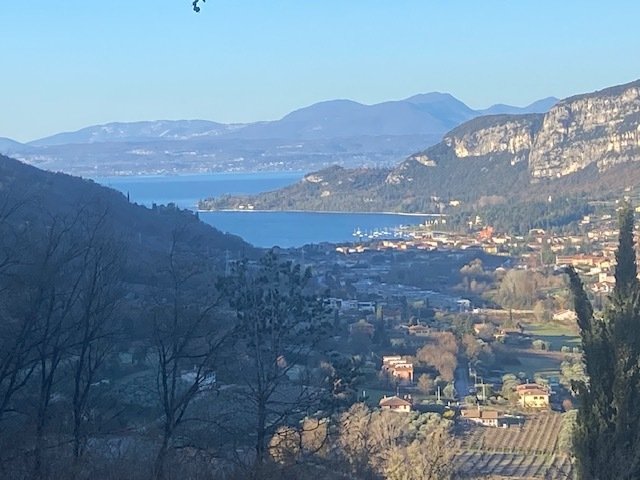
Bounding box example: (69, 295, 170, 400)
(552, 310, 578, 322)
(379, 395, 412, 412)
(382, 356, 414, 383)
(407, 324, 430, 336)
(516, 383, 550, 408)
(460, 406, 500, 427)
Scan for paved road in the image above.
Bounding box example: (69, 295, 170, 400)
(454, 358, 471, 400)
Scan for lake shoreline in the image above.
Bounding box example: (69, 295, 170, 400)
(198, 208, 445, 217)
(95, 173, 437, 247)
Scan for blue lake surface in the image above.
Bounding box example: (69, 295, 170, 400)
(198, 211, 429, 248)
(96, 172, 304, 209)
(94, 173, 431, 248)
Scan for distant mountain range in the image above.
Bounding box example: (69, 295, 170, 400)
(199, 79, 640, 214)
(1, 94, 558, 176)
(27, 120, 241, 146)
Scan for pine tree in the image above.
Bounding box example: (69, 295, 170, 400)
(569, 203, 640, 479)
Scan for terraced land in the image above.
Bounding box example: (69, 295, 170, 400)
(455, 412, 573, 479)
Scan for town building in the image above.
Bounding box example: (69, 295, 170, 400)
(381, 356, 414, 383)
(460, 406, 501, 427)
(379, 395, 412, 412)
(516, 383, 550, 408)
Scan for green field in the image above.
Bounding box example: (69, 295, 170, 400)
(501, 351, 563, 380)
(489, 322, 580, 381)
(523, 322, 581, 351)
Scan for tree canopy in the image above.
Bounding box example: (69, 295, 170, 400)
(569, 203, 640, 479)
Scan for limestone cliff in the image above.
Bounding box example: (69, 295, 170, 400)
(529, 80, 640, 179)
(386, 114, 541, 185)
(443, 114, 541, 164)
(392, 79, 640, 184)
(403, 114, 541, 163)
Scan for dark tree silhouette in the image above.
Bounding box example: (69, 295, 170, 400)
(569, 203, 640, 480)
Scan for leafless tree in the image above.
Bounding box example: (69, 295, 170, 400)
(0, 202, 126, 479)
(0, 190, 38, 420)
(25, 209, 94, 479)
(68, 209, 125, 460)
(151, 228, 230, 480)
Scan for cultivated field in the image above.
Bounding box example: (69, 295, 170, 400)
(455, 452, 572, 479)
(455, 412, 573, 479)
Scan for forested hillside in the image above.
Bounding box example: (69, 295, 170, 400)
(0, 154, 251, 263)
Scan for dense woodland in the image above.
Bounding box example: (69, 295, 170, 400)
(448, 196, 594, 235)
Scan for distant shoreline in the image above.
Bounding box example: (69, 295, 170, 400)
(197, 208, 445, 217)
(92, 170, 306, 181)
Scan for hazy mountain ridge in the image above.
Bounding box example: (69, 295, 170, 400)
(200, 79, 640, 213)
(28, 120, 243, 146)
(24, 93, 556, 146)
(2, 93, 557, 176)
(0, 137, 26, 152)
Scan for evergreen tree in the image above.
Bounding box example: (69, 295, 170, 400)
(614, 203, 639, 296)
(569, 203, 640, 479)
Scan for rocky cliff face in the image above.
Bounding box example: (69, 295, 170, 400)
(386, 114, 541, 185)
(444, 114, 542, 164)
(394, 79, 640, 183)
(529, 81, 640, 179)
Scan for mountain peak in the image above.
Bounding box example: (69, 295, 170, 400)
(404, 92, 463, 105)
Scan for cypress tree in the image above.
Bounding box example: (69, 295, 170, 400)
(614, 203, 639, 296)
(570, 203, 640, 479)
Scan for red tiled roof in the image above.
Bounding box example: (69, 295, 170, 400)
(519, 389, 549, 397)
(516, 383, 547, 392)
(379, 396, 411, 407)
(461, 408, 499, 420)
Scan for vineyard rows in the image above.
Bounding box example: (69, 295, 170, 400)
(461, 412, 563, 454)
(455, 452, 573, 479)
(455, 412, 572, 478)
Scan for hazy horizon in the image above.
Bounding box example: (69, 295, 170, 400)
(3, 0, 640, 142)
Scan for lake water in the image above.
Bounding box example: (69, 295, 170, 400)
(94, 173, 432, 248)
(97, 172, 304, 209)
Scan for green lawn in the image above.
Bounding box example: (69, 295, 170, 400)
(523, 322, 581, 351)
(505, 351, 563, 380)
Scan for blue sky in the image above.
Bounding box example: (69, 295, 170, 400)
(2, 0, 639, 142)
